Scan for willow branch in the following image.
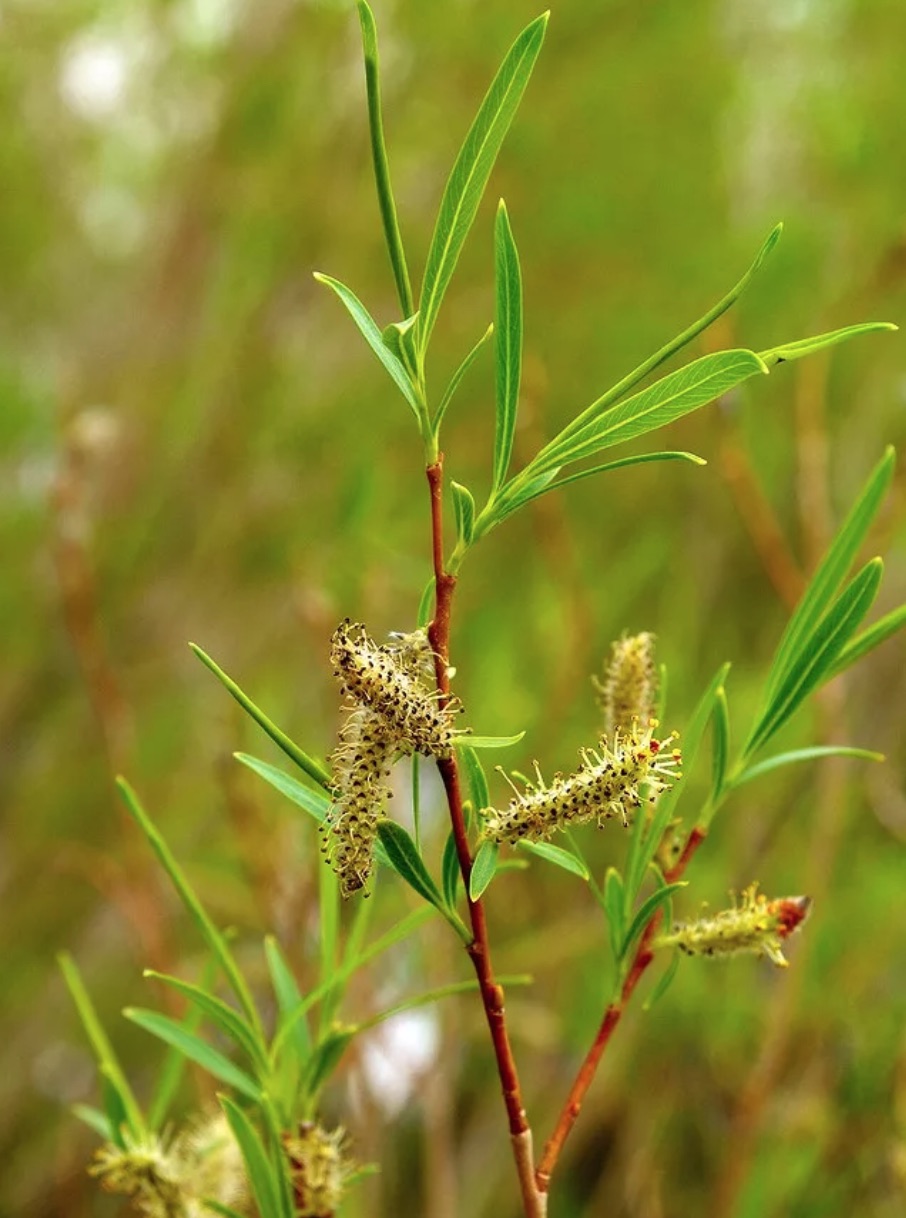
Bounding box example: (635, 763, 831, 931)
(425, 456, 545, 1218)
(536, 826, 707, 1191)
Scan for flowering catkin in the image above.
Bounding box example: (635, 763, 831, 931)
(284, 1122, 352, 1218)
(594, 631, 658, 737)
(323, 706, 394, 898)
(480, 720, 681, 845)
(656, 884, 811, 968)
(330, 619, 457, 757)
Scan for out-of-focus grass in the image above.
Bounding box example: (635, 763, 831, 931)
(2, 1, 904, 1215)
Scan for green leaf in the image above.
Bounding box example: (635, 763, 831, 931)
(58, 953, 146, 1142)
(356, 0, 414, 317)
(643, 951, 681, 1010)
(603, 867, 625, 964)
(300, 1029, 355, 1102)
(143, 972, 268, 1073)
(148, 961, 214, 1131)
(486, 451, 705, 528)
(759, 321, 896, 367)
(116, 780, 263, 1037)
(417, 12, 548, 351)
(492, 200, 523, 493)
(234, 750, 330, 821)
(417, 577, 435, 629)
(764, 448, 895, 702)
(318, 863, 341, 1034)
(515, 839, 589, 879)
(221, 1097, 285, 1218)
(434, 324, 494, 434)
(313, 273, 421, 417)
(451, 480, 476, 548)
(526, 349, 768, 477)
(460, 745, 490, 811)
(829, 602, 906, 678)
(382, 314, 420, 381)
(442, 830, 462, 911)
(620, 882, 688, 961)
(711, 686, 730, 801)
(554, 224, 783, 436)
(269, 909, 434, 1064)
(191, 644, 332, 790)
(71, 1103, 113, 1142)
(622, 785, 651, 914)
(375, 820, 468, 939)
(203, 1203, 250, 1218)
(469, 839, 500, 899)
(454, 731, 525, 750)
(730, 745, 885, 788)
(125, 1008, 261, 1100)
(264, 937, 311, 1068)
(746, 558, 884, 756)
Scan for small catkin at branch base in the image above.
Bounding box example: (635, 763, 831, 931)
(656, 884, 812, 967)
(480, 720, 681, 846)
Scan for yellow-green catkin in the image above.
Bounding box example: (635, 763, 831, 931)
(284, 1122, 352, 1218)
(656, 884, 812, 968)
(323, 706, 394, 898)
(90, 1115, 246, 1217)
(594, 631, 658, 737)
(480, 721, 681, 845)
(330, 620, 458, 757)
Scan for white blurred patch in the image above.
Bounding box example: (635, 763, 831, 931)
(358, 1009, 440, 1117)
(59, 34, 130, 121)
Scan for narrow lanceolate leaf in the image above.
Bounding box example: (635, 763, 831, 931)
(143, 971, 268, 1073)
(221, 1098, 285, 1218)
(492, 200, 523, 492)
(526, 349, 768, 477)
(235, 754, 331, 823)
(524, 224, 781, 463)
(190, 644, 332, 790)
(376, 820, 469, 938)
(434, 323, 494, 434)
(829, 602, 906, 678)
(621, 882, 688, 961)
(487, 451, 705, 526)
(451, 480, 476, 548)
(469, 839, 499, 900)
(730, 745, 885, 788)
(764, 448, 895, 701)
(460, 744, 490, 811)
(313, 273, 421, 418)
(759, 321, 896, 367)
(264, 937, 311, 1065)
(300, 1028, 356, 1101)
(442, 830, 462, 910)
(116, 779, 262, 1037)
(516, 839, 589, 879)
(356, 0, 414, 317)
(603, 867, 625, 964)
(643, 951, 681, 1010)
(71, 1104, 114, 1141)
(124, 1009, 261, 1101)
(454, 730, 525, 750)
(746, 558, 884, 757)
(417, 12, 548, 351)
(710, 686, 730, 801)
(58, 954, 145, 1142)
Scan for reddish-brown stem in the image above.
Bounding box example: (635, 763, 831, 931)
(536, 825, 707, 1191)
(425, 457, 544, 1218)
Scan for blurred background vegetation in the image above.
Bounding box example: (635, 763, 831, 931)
(3, 0, 905, 1214)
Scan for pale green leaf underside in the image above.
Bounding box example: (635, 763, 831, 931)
(492, 199, 523, 492)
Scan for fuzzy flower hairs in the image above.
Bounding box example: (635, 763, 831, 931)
(479, 628, 679, 846)
(656, 884, 812, 968)
(323, 620, 463, 898)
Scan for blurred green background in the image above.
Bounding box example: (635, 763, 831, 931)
(3, 0, 905, 1215)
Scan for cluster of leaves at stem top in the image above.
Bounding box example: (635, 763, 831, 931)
(317, 3, 894, 574)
